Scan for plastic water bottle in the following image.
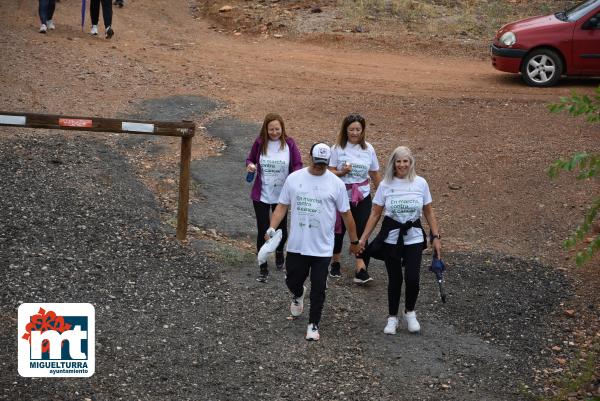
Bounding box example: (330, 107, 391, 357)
(246, 171, 255, 182)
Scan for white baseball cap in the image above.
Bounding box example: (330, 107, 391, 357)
(311, 143, 331, 165)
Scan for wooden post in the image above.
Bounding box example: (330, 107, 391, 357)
(176, 132, 193, 241)
(0, 111, 196, 242)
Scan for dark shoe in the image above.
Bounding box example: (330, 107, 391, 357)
(256, 263, 268, 283)
(353, 268, 373, 285)
(275, 251, 285, 270)
(105, 26, 114, 39)
(329, 262, 341, 278)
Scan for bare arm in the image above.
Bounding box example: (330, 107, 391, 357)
(340, 209, 360, 255)
(359, 204, 384, 247)
(369, 170, 382, 190)
(423, 203, 441, 259)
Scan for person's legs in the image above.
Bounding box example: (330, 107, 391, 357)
(90, 0, 100, 25)
(47, 0, 56, 20)
(39, 0, 49, 24)
(402, 243, 423, 312)
(383, 244, 403, 316)
(269, 204, 287, 269)
(252, 201, 271, 253)
(285, 252, 310, 297)
(330, 220, 345, 277)
(332, 223, 346, 260)
(307, 256, 330, 325)
(353, 196, 371, 271)
(100, 0, 112, 27)
(253, 201, 272, 280)
(269, 203, 287, 254)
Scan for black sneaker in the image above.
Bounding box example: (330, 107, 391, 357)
(275, 251, 285, 271)
(329, 262, 341, 278)
(353, 268, 373, 285)
(105, 26, 114, 39)
(256, 263, 268, 283)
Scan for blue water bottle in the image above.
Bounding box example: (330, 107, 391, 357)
(246, 171, 255, 183)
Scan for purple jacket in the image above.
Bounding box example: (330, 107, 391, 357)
(246, 137, 303, 202)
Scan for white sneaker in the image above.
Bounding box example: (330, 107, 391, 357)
(290, 286, 306, 317)
(306, 323, 320, 341)
(90, 25, 98, 35)
(39, 24, 47, 33)
(47, 20, 55, 30)
(383, 316, 398, 335)
(405, 311, 420, 333)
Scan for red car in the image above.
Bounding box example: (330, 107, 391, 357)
(491, 0, 600, 87)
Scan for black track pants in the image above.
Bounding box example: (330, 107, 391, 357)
(285, 252, 330, 325)
(90, 0, 112, 27)
(383, 243, 423, 315)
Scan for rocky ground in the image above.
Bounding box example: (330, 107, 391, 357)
(0, 132, 590, 401)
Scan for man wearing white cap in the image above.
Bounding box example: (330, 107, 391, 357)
(267, 143, 360, 341)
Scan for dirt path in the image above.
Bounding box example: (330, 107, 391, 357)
(3, 0, 598, 264)
(1, 0, 599, 399)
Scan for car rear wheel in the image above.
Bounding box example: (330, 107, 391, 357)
(520, 49, 563, 87)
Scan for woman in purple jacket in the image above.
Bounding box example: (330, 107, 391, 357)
(246, 113, 303, 282)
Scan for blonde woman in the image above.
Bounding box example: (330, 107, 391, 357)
(359, 146, 441, 334)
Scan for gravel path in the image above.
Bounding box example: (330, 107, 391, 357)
(0, 127, 573, 400)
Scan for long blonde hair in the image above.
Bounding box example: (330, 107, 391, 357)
(383, 146, 416, 183)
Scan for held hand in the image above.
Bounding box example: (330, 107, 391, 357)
(264, 227, 276, 241)
(349, 242, 360, 256)
(341, 162, 352, 175)
(356, 239, 367, 256)
(247, 163, 257, 173)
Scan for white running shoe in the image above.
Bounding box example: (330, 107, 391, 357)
(306, 323, 320, 341)
(383, 316, 398, 335)
(47, 20, 55, 30)
(39, 24, 47, 33)
(405, 311, 420, 333)
(90, 25, 98, 35)
(290, 285, 306, 317)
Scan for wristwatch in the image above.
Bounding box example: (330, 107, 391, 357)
(350, 240, 360, 245)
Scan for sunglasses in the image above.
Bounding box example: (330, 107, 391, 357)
(346, 113, 365, 123)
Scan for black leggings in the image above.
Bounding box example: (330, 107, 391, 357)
(333, 195, 371, 258)
(252, 201, 287, 254)
(38, 0, 56, 24)
(285, 252, 330, 325)
(90, 0, 112, 27)
(383, 243, 423, 315)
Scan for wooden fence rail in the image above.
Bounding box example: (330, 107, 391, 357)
(0, 111, 195, 240)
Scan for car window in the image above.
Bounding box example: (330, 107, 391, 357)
(585, 12, 600, 28)
(566, 0, 600, 21)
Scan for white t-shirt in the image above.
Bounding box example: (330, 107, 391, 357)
(259, 140, 290, 204)
(278, 168, 350, 257)
(372, 176, 432, 245)
(329, 142, 379, 199)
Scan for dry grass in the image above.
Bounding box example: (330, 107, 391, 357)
(341, 0, 581, 38)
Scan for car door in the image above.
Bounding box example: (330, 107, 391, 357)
(572, 9, 600, 73)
